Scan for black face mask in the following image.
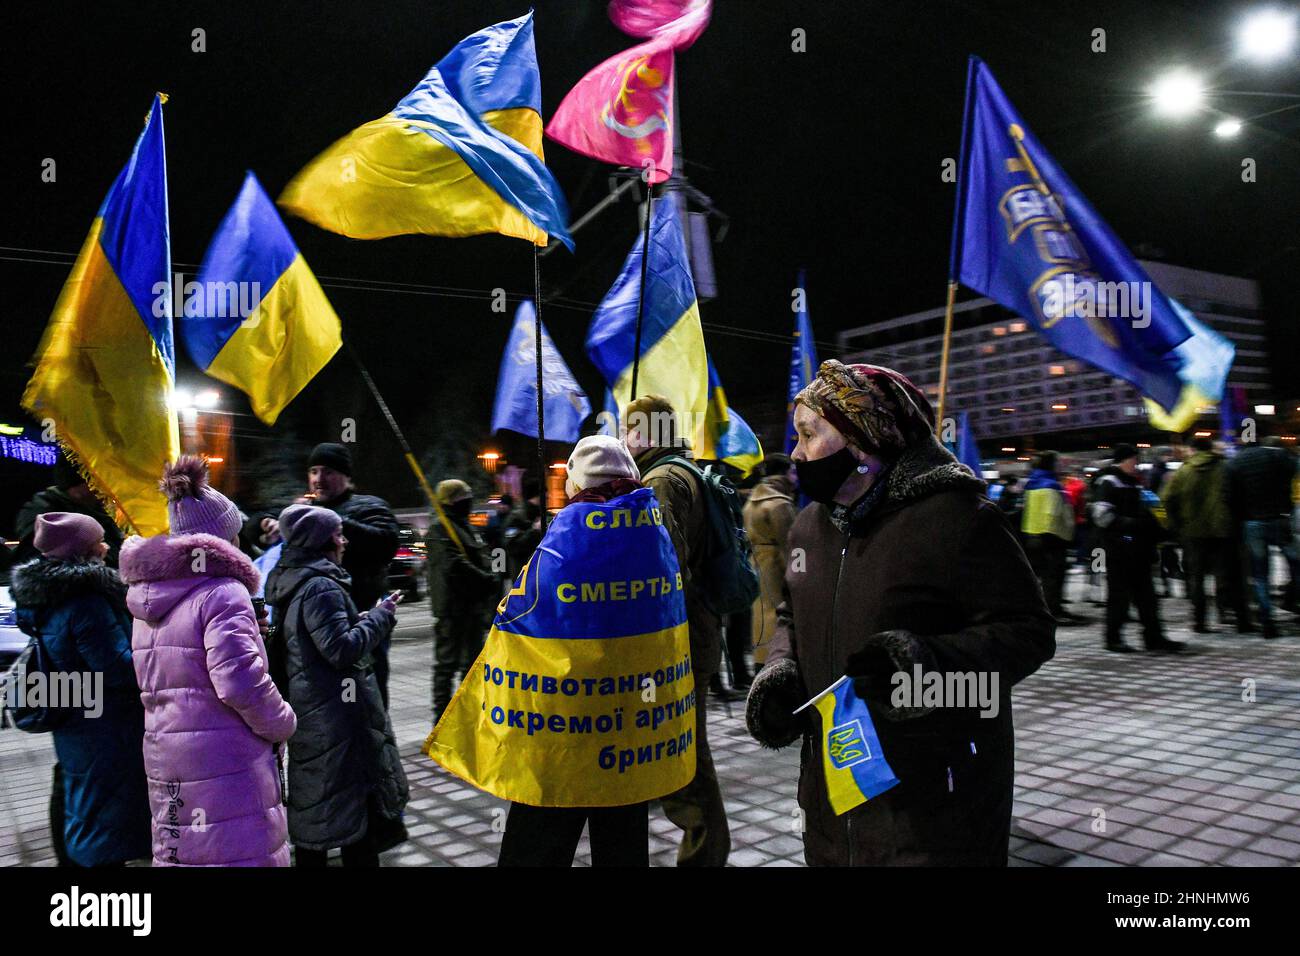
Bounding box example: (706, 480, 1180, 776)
(449, 498, 473, 520)
(795, 447, 861, 504)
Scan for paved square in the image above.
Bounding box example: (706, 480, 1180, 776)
(3, 570, 1298, 867)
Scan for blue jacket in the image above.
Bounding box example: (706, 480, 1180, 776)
(11, 558, 151, 866)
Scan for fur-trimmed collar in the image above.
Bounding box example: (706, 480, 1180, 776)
(118, 532, 260, 594)
(882, 434, 986, 508)
(9, 558, 126, 608)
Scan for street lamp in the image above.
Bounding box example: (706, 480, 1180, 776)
(1150, 70, 1205, 118)
(1215, 116, 1244, 137)
(1238, 8, 1297, 63)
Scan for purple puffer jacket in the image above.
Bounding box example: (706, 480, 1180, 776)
(120, 532, 297, 867)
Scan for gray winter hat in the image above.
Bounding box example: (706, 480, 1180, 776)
(278, 503, 342, 552)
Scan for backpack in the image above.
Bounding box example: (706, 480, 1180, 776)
(2, 628, 75, 733)
(655, 456, 761, 617)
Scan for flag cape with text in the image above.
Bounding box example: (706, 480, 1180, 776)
(424, 487, 695, 806)
(279, 12, 571, 249)
(185, 172, 341, 425)
(952, 57, 1193, 412)
(491, 300, 591, 442)
(22, 95, 178, 535)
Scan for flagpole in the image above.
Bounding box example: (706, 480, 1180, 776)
(533, 246, 549, 530)
(630, 182, 655, 400)
(344, 340, 466, 556)
(938, 56, 980, 436)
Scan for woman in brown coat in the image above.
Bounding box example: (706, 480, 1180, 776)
(746, 360, 1055, 866)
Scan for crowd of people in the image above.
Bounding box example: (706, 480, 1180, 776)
(7, 359, 1292, 868)
(989, 432, 1300, 651)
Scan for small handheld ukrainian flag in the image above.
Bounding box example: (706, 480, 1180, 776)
(183, 172, 342, 425)
(279, 11, 571, 250)
(795, 675, 900, 815)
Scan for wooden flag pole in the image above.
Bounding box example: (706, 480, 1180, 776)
(533, 246, 550, 529)
(935, 279, 958, 434)
(630, 182, 655, 401)
(344, 340, 466, 556)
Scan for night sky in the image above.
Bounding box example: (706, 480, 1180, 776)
(4, 0, 1298, 511)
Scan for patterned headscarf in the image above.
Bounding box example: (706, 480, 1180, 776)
(794, 360, 935, 457)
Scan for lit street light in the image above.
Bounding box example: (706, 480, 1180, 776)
(1214, 117, 1243, 137)
(1238, 8, 1297, 63)
(1149, 69, 1205, 118)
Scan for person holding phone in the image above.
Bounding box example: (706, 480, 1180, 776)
(264, 504, 409, 867)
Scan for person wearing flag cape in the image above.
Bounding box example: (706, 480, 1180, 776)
(424, 436, 695, 866)
(746, 360, 1055, 865)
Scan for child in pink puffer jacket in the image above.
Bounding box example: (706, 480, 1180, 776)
(120, 456, 296, 866)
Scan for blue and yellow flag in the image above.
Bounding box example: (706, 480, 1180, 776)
(703, 357, 763, 477)
(798, 676, 899, 815)
(425, 486, 695, 806)
(491, 300, 591, 442)
(184, 172, 342, 425)
(952, 57, 1193, 412)
(23, 95, 179, 536)
(586, 196, 708, 445)
(953, 411, 983, 478)
(785, 269, 818, 454)
(279, 11, 572, 250)
(1143, 300, 1235, 433)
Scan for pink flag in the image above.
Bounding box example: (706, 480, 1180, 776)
(546, 0, 711, 184)
(608, 0, 711, 47)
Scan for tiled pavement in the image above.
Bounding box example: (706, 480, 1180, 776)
(3, 571, 1298, 867)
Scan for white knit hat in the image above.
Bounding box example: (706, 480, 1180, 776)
(566, 435, 639, 493)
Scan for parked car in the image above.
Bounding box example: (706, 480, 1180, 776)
(387, 522, 426, 601)
(0, 574, 24, 670)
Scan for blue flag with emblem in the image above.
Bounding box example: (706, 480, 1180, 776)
(491, 300, 591, 442)
(785, 269, 819, 453)
(951, 56, 1193, 412)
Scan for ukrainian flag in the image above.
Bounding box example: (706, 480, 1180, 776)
(279, 11, 572, 250)
(184, 172, 342, 425)
(800, 675, 899, 815)
(703, 357, 763, 477)
(22, 95, 178, 536)
(586, 197, 708, 445)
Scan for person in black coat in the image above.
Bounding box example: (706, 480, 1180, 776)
(9, 513, 150, 867)
(425, 479, 498, 724)
(248, 443, 401, 706)
(264, 504, 407, 867)
(1091, 445, 1182, 654)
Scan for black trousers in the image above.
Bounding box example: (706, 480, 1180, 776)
(1024, 535, 1067, 616)
(1183, 537, 1249, 627)
(498, 802, 648, 866)
(432, 614, 487, 720)
(50, 763, 69, 866)
(1105, 543, 1164, 646)
(295, 831, 379, 868)
(724, 611, 751, 684)
(372, 636, 391, 711)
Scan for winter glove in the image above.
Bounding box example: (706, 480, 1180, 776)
(845, 629, 940, 722)
(745, 658, 810, 749)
